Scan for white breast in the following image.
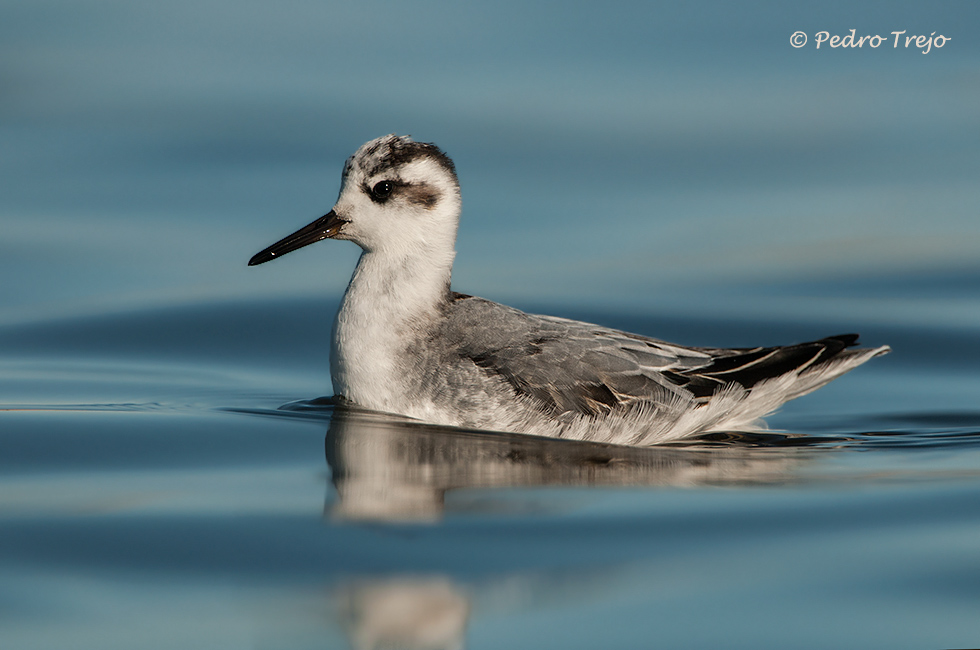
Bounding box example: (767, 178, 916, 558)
(330, 248, 454, 418)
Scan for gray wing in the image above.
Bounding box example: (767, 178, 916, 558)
(440, 294, 866, 417)
(439, 295, 709, 415)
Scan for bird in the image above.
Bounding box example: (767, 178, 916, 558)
(249, 134, 889, 445)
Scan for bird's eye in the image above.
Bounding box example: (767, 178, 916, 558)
(372, 181, 394, 200)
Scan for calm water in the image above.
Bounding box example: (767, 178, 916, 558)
(3, 0, 980, 648)
(2, 296, 979, 649)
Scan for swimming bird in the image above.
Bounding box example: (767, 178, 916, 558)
(249, 135, 889, 445)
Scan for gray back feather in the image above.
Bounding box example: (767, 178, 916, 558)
(436, 296, 710, 415)
(432, 296, 873, 419)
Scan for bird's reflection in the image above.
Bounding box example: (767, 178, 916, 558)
(339, 577, 469, 650)
(317, 400, 808, 523)
(252, 400, 818, 650)
(318, 400, 804, 649)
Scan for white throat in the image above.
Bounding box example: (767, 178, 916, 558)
(330, 242, 455, 411)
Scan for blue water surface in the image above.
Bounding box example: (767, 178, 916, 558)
(2, 297, 979, 649)
(2, 1, 980, 648)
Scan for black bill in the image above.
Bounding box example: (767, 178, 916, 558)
(248, 210, 347, 266)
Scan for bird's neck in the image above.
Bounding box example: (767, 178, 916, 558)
(330, 246, 454, 407)
(342, 246, 455, 321)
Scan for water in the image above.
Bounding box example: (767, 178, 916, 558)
(2, 297, 979, 649)
(3, 0, 980, 648)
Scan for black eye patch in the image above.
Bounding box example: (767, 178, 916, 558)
(363, 179, 440, 209)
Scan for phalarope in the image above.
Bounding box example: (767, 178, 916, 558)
(249, 134, 888, 445)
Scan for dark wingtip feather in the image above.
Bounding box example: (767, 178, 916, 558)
(667, 333, 871, 397)
(811, 334, 860, 365)
(825, 333, 860, 347)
